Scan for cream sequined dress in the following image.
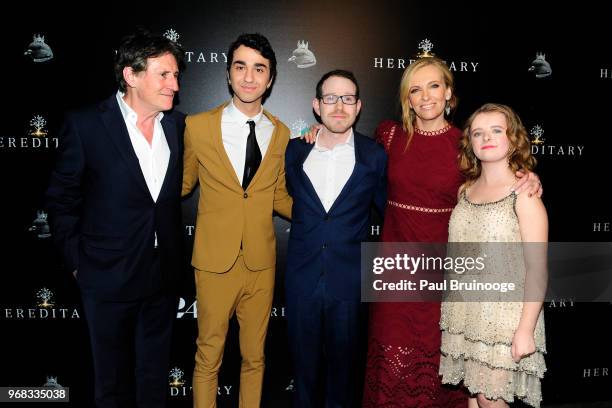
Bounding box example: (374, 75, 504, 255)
(439, 190, 546, 408)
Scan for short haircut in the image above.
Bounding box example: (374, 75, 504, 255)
(226, 33, 277, 81)
(316, 70, 360, 99)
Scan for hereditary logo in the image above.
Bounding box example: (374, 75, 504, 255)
(37, 287, 54, 308)
(288, 41, 317, 68)
(169, 367, 185, 387)
(168, 366, 232, 397)
(416, 38, 435, 58)
(373, 39, 479, 72)
(24, 34, 54, 63)
(290, 118, 309, 138)
(530, 125, 545, 145)
(163, 28, 181, 45)
(30, 115, 48, 137)
(169, 366, 190, 397)
(2, 288, 80, 320)
(528, 52, 552, 78)
(29, 210, 51, 239)
(529, 124, 584, 157)
(0, 114, 58, 150)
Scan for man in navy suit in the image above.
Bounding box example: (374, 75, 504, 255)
(284, 70, 387, 407)
(46, 30, 185, 408)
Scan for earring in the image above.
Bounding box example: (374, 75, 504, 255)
(445, 101, 451, 116)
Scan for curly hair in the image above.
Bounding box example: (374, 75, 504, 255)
(459, 103, 536, 183)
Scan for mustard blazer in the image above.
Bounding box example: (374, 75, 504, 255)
(182, 102, 292, 272)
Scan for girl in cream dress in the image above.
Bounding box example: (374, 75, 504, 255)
(440, 103, 547, 408)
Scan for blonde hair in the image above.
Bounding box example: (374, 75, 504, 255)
(399, 57, 457, 149)
(459, 103, 536, 183)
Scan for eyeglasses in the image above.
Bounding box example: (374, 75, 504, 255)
(319, 94, 358, 105)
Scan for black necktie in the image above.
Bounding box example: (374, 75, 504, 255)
(242, 120, 261, 190)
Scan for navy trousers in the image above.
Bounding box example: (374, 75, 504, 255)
(80, 256, 175, 408)
(287, 276, 367, 408)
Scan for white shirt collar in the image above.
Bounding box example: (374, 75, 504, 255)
(226, 99, 264, 127)
(313, 128, 354, 151)
(116, 91, 164, 125)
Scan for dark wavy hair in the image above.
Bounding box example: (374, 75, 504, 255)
(459, 103, 536, 183)
(226, 33, 277, 81)
(114, 28, 185, 93)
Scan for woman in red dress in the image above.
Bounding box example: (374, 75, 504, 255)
(362, 56, 468, 408)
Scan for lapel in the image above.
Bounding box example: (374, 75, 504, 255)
(327, 132, 369, 214)
(292, 139, 326, 213)
(99, 94, 151, 199)
(157, 113, 178, 201)
(210, 102, 243, 191)
(291, 132, 370, 215)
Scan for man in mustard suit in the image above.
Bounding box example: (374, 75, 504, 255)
(182, 33, 292, 408)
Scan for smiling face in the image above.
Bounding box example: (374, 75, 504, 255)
(469, 111, 511, 163)
(124, 52, 179, 114)
(228, 45, 273, 112)
(406, 64, 452, 129)
(313, 75, 361, 135)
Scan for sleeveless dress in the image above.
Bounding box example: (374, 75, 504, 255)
(439, 190, 546, 408)
(363, 121, 467, 408)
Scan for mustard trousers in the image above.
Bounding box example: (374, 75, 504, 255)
(192, 253, 274, 408)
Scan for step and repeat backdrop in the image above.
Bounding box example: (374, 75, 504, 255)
(2, 1, 610, 406)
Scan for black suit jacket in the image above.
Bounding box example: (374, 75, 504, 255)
(46, 94, 185, 301)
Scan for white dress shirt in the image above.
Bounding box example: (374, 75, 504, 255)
(221, 100, 274, 185)
(303, 130, 356, 212)
(116, 91, 170, 203)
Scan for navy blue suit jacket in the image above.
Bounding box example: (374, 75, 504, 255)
(285, 132, 387, 301)
(46, 94, 185, 301)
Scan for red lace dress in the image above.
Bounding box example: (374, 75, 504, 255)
(363, 121, 467, 408)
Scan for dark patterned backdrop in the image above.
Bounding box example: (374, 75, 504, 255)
(2, 1, 610, 406)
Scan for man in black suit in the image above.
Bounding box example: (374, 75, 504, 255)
(46, 30, 185, 408)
